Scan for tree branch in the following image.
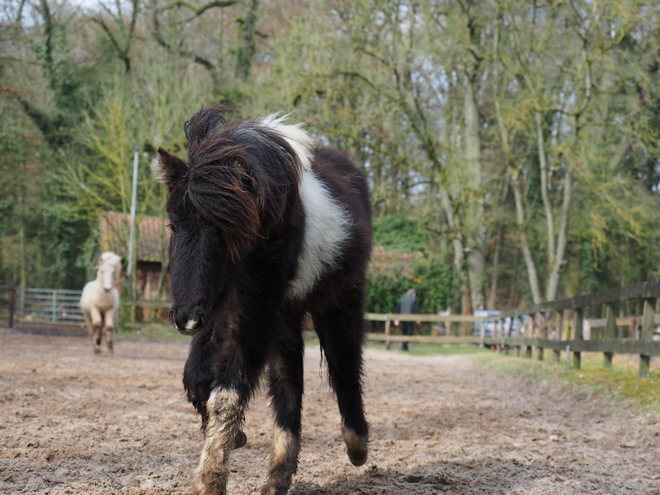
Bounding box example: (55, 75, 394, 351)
(157, 0, 240, 16)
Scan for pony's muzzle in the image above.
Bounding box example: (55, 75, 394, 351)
(170, 306, 207, 336)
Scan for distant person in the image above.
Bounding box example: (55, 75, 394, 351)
(394, 288, 420, 351)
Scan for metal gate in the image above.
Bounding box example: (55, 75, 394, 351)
(14, 287, 84, 325)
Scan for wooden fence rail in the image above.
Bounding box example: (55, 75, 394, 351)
(124, 284, 660, 377)
(479, 281, 660, 378)
(364, 312, 484, 349)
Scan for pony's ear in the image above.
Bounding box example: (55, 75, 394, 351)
(157, 147, 188, 191)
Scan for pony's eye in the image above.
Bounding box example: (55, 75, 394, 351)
(167, 223, 177, 233)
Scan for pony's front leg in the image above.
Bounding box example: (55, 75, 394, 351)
(262, 323, 305, 495)
(192, 388, 245, 495)
(104, 307, 116, 353)
(85, 308, 103, 354)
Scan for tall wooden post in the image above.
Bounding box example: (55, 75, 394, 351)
(604, 304, 615, 369)
(384, 316, 391, 350)
(503, 317, 512, 355)
(553, 310, 563, 364)
(8, 286, 16, 328)
(537, 312, 546, 362)
(514, 316, 521, 357)
(573, 307, 583, 369)
(525, 314, 534, 359)
(639, 298, 655, 378)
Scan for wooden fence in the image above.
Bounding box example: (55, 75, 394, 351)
(3, 282, 657, 377)
(115, 283, 660, 378)
(365, 313, 483, 348)
(479, 281, 660, 378)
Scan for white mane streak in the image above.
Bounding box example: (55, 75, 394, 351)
(259, 114, 314, 171)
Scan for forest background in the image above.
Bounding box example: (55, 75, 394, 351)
(2, 0, 660, 318)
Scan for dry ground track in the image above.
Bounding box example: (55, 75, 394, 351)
(0, 328, 658, 494)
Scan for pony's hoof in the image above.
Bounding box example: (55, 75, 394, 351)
(348, 448, 368, 467)
(341, 426, 368, 466)
(233, 430, 247, 449)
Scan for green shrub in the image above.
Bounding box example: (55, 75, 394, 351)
(372, 215, 430, 253)
(365, 260, 454, 314)
(366, 270, 412, 314)
(413, 261, 454, 313)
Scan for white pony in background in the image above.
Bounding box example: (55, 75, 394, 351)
(80, 252, 122, 354)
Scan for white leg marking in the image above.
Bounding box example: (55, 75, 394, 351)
(341, 424, 368, 467)
(265, 427, 300, 491)
(270, 427, 300, 470)
(192, 388, 242, 495)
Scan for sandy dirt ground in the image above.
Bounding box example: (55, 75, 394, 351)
(1, 326, 659, 495)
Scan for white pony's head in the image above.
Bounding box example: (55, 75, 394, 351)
(97, 252, 122, 292)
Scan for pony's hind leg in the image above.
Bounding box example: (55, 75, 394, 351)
(312, 295, 369, 467)
(263, 326, 305, 495)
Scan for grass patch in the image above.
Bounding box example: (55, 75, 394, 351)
(364, 341, 484, 356)
(474, 349, 660, 416)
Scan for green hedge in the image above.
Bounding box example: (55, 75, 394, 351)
(372, 215, 430, 253)
(366, 260, 454, 314)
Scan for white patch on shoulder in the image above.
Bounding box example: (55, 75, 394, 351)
(259, 114, 314, 171)
(287, 171, 351, 300)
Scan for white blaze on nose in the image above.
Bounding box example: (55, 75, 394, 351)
(185, 319, 198, 330)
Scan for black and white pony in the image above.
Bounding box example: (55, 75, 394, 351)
(156, 106, 372, 495)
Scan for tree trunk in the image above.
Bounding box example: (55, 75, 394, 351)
(545, 171, 572, 302)
(511, 178, 542, 305)
(535, 111, 555, 267)
(235, 0, 260, 81)
(487, 223, 504, 310)
(436, 180, 473, 320)
(464, 73, 486, 311)
(494, 87, 542, 305)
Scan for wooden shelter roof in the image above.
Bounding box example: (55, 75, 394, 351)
(99, 211, 169, 263)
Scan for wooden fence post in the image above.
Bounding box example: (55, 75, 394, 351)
(604, 304, 615, 369)
(8, 286, 16, 328)
(384, 316, 391, 350)
(514, 316, 521, 357)
(537, 312, 547, 362)
(573, 307, 583, 369)
(497, 318, 504, 353)
(525, 314, 534, 359)
(480, 317, 488, 350)
(553, 310, 562, 364)
(639, 298, 655, 378)
(503, 317, 512, 355)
